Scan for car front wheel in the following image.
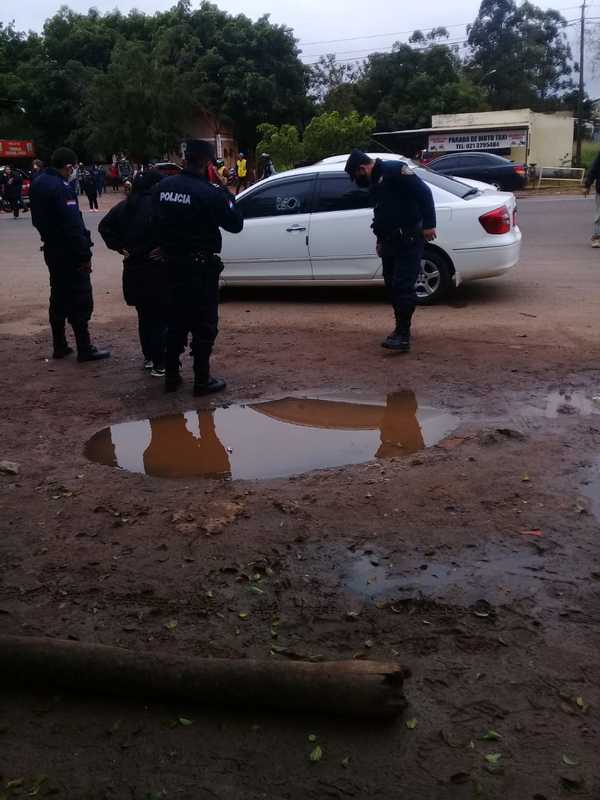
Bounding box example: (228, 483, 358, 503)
(415, 249, 452, 305)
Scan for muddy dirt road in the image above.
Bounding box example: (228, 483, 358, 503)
(1, 194, 600, 799)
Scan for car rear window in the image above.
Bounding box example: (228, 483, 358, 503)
(416, 168, 477, 198)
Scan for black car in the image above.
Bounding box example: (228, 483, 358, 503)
(427, 152, 527, 191)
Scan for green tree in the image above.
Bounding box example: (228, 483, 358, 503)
(256, 122, 304, 170)
(467, 0, 574, 109)
(356, 42, 488, 131)
(302, 111, 376, 162)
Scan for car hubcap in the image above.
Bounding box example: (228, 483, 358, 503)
(415, 259, 441, 298)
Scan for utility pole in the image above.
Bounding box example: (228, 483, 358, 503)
(576, 0, 586, 167)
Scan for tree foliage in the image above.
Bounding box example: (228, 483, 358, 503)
(0, 1, 308, 161)
(467, 0, 574, 108)
(256, 111, 376, 170)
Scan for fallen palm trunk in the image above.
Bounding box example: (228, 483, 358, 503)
(0, 636, 409, 719)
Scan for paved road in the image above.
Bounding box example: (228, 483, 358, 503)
(1, 194, 598, 346)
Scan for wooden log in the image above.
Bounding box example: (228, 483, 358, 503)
(0, 636, 409, 719)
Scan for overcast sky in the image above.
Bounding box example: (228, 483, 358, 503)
(3, 0, 598, 94)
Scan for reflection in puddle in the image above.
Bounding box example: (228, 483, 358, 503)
(84, 392, 458, 480)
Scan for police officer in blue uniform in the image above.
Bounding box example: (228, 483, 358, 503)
(154, 140, 243, 396)
(345, 150, 437, 353)
(30, 147, 110, 362)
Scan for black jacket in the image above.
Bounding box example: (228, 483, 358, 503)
(2, 174, 22, 201)
(585, 153, 600, 194)
(370, 159, 436, 239)
(153, 169, 243, 257)
(99, 192, 165, 307)
(30, 168, 92, 262)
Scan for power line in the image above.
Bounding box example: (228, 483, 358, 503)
(298, 5, 587, 47)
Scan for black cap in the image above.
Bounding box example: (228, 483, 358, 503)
(184, 139, 215, 163)
(132, 169, 163, 193)
(344, 149, 371, 177)
(51, 147, 78, 169)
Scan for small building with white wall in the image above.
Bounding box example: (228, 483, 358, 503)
(375, 109, 574, 168)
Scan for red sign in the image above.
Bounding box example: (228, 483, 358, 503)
(0, 140, 35, 158)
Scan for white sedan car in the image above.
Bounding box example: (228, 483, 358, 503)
(221, 153, 521, 304)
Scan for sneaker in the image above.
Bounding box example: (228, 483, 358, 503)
(143, 359, 153, 370)
(151, 366, 166, 377)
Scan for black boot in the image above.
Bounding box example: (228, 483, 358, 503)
(193, 361, 226, 397)
(165, 358, 183, 393)
(381, 309, 412, 353)
(51, 321, 74, 359)
(73, 322, 111, 362)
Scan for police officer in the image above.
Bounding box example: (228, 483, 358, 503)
(30, 147, 110, 362)
(154, 139, 243, 396)
(345, 150, 437, 353)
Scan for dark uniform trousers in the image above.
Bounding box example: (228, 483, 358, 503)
(44, 247, 94, 351)
(165, 254, 223, 381)
(381, 234, 424, 334)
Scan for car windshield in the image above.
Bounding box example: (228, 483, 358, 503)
(415, 167, 478, 199)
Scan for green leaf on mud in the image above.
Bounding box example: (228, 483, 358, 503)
(239, 612, 249, 620)
(178, 717, 194, 727)
(405, 718, 417, 730)
(341, 756, 350, 769)
(165, 620, 178, 631)
(249, 586, 264, 595)
(6, 780, 24, 790)
(575, 696, 588, 711)
(484, 753, 502, 765)
(309, 744, 323, 762)
(482, 730, 502, 741)
(308, 734, 317, 742)
(562, 755, 579, 767)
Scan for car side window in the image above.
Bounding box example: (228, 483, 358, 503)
(238, 178, 315, 220)
(315, 173, 374, 213)
(433, 156, 460, 169)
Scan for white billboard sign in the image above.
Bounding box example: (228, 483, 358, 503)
(428, 129, 528, 152)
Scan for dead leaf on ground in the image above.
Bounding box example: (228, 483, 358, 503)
(203, 501, 246, 534)
(562, 755, 579, 767)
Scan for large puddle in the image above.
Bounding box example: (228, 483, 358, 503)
(84, 392, 458, 480)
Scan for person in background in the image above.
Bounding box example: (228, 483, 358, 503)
(154, 139, 244, 395)
(30, 146, 110, 362)
(109, 163, 120, 192)
(99, 170, 167, 376)
(82, 167, 99, 211)
(259, 153, 276, 181)
(236, 151, 248, 193)
(584, 152, 600, 247)
(95, 164, 105, 196)
(31, 159, 45, 183)
(2, 167, 23, 218)
(216, 159, 227, 182)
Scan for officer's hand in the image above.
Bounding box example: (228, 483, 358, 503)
(423, 228, 437, 241)
(80, 260, 92, 274)
(376, 241, 382, 258)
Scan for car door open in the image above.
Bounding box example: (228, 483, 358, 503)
(221, 176, 315, 282)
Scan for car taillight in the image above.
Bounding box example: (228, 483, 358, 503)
(514, 165, 526, 177)
(479, 206, 511, 235)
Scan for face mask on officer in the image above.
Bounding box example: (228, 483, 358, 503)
(353, 166, 371, 189)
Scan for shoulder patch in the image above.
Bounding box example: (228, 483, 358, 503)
(401, 165, 415, 176)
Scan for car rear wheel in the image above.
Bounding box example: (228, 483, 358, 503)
(415, 249, 452, 305)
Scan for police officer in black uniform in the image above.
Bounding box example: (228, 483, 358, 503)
(154, 139, 243, 396)
(30, 147, 110, 361)
(345, 150, 437, 353)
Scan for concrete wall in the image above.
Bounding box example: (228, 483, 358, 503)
(432, 109, 532, 128)
(432, 108, 574, 167)
(528, 112, 574, 167)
